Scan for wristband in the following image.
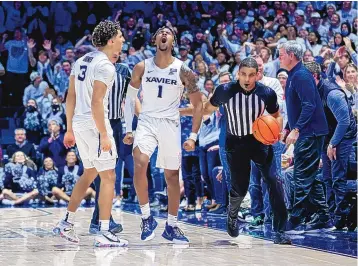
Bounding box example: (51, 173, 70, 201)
(189, 132, 198, 142)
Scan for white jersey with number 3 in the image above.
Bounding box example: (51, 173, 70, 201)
(141, 57, 184, 120)
(71, 51, 115, 129)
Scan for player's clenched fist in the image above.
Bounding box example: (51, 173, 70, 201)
(123, 132, 134, 145)
(183, 139, 195, 152)
(63, 131, 76, 148)
(100, 133, 112, 152)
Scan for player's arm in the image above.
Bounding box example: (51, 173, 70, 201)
(124, 61, 144, 133)
(66, 75, 76, 132)
(179, 64, 203, 141)
(63, 68, 76, 148)
(92, 62, 115, 151)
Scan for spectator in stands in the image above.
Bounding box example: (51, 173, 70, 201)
(57, 150, 90, 204)
(50, 2, 77, 34)
(1, 151, 38, 206)
(54, 32, 74, 57)
(337, 1, 357, 25)
(16, 100, 43, 145)
(45, 98, 66, 131)
(7, 128, 36, 160)
(26, 2, 49, 38)
(38, 119, 67, 167)
(0, 60, 5, 106)
(28, 40, 55, 85)
(305, 61, 357, 230)
(53, 60, 71, 98)
(37, 157, 60, 204)
(178, 46, 191, 66)
(0, 28, 31, 106)
(4, 2, 27, 33)
(23, 72, 49, 106)
(309, 12, 329, 44)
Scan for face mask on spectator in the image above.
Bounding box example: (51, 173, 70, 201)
(341, 30, 349, 37)
(26, 106, 36, 113)
(52, 104, 60, 113)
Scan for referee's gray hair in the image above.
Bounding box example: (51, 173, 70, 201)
(279, 41, 304, 61)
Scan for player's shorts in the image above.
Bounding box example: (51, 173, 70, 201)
(73, 120, 117, 172)
(134, 114, 181, 170)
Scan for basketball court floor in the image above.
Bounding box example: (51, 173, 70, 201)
(0, 204, 356, 266)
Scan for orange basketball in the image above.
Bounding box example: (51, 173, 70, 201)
(252, 115, 280, 145)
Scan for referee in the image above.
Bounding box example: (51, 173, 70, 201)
(89, 62, 131, 234)
(203, 57, 290, 244)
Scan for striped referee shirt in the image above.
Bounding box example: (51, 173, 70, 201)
(210, 81, 279, 137)
(108, 63, 131, 119)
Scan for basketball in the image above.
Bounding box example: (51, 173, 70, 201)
(252, 115, 280, 145)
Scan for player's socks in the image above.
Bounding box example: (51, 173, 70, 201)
(167, 214, 178, 227)
(64, 210, 76, 224)
(140, 203, 151, 219)
(99, 220, 110, 232)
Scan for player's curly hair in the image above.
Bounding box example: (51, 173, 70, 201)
(92, 20, 121, 48)
(153, 25, 177, 56)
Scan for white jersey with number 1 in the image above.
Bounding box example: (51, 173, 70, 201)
(141, 57, 184, 121)
(71, 50, 115, 129)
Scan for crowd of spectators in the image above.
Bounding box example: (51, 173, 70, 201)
(0, 1, 356, 230)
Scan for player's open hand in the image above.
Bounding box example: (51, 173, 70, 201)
(123, 132, 134, 145)
(100, 133, 112, 152)
(183, 139, 195, 152)
(63, 131, 76, 148)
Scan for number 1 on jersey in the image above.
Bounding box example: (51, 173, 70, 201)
(157, 85, 163, 98)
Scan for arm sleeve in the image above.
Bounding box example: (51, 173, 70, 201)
(327, 90, 351, 146)
(293, 72, 317, 130)
(94, 61, 115, 88)
(209, 84, 227, 107)
(266, 88, 280, 114)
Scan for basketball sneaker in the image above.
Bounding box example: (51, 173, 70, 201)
(162, 222, 189, 244)
(89, 220, 123, 235)
(140, 215, 158, 241)
(53, 220, 79, 243)
(94, 231, 129, 247)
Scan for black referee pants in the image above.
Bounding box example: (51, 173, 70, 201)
(226, 134, 287, 232)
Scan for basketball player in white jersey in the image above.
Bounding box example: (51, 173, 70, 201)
(53, 21, 128, 247)
(123, 25, 203, 243)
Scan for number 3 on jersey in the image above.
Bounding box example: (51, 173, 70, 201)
(78, 65, 87, 81)
(157, 85, 163, 98)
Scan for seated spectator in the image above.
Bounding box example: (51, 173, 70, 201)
(38, 120, 67, 167)
(6, 128, 36, 161)
(23, 72, 49, 106)
(37, 157, 62, 204)
(16, 99, 43, 144)
(57, 150, 94, 202)
(1, 151, 38, 206)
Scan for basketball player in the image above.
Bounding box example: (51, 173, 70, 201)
(180, 57, 291, 244)
(123, 25, 203, 243)
(53, 21, 128, 247)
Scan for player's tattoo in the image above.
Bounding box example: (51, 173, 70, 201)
(179, 64, 199, 94)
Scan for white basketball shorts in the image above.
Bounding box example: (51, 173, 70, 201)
(134, 114, 181, 170)
(73, 120, 117, 172)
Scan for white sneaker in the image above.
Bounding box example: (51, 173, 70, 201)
(113, 198, 122, 208)
(94, 231, 129, 248)
(53, 220, 79, 244)
(59, 199, 68, 206)
(180, 198, 187, 208)
(1, 199, 15, 205)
